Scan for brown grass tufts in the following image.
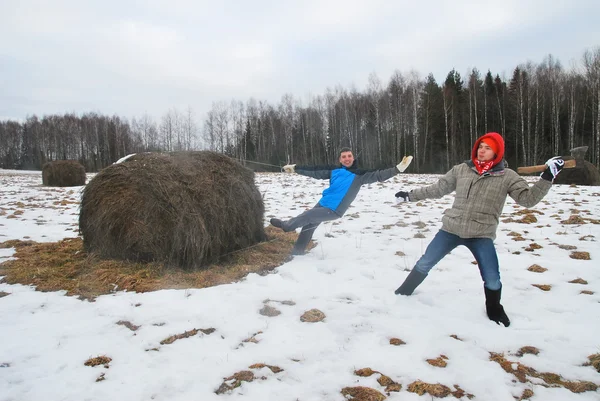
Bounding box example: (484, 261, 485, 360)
(570, 251, 591, 260)
(0, 226, 296, 300)
(568, 278, 588, 285)
(248, 363, 283, 373)
(215, 370, 255, 394)
(561, 215, 586, 225)
(300, 308, 326, 322)
(584, 354, 600, 373)
(79, 151, 266, 269)
(389, 338, 405, 346)
(340, 386, 386, 401)
(160, 328, 205, 345)
(84, 355, 112, 367)
(518, 389, 534, 400)
(426, 355, 449, 368)
(116, 320, 140, 331)
(407, 380, 451, 397)
(516, 346, 540, 357)
(354, 368, 377, 377)
(42, 160, 86, 187)
(527, 264, 547, 273)
(489, 352, 598, 393)
(532, 284, 552, 291)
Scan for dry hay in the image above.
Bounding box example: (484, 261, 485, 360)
(553, 157, 600, 186)
(516, 346, 540, 356)
(489, 352, 598, 393)
(584, 354, 600, 373)
(0, 226, 296, 300)
(79, 151, 266, 270)
(426, 355, 449, 368)
(216, 364, 284, 395)
(300, 308, 326, 322)
(340, 386, 386, 401)
(42, 160, 86, 187)
(570, 251, 591, 260)
(84, 355, 112, 367)
(527, 264, 547, 273)
(532, 284, 552, 291)
(389, 338, 405, 346)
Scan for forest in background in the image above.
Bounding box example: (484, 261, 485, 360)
(1, 47, 599, 174)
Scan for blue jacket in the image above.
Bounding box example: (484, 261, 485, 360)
(296, 161, 399, 216)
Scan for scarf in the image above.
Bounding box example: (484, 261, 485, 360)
(474, 159, 495, 175)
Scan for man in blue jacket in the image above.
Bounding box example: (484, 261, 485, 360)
(270, 148, 412, 255)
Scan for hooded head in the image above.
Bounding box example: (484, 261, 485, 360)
(472, 132, 504, 167)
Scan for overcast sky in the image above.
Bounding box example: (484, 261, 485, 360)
(1, 0, 598, 124)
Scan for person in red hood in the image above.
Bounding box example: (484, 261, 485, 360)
(393, 132, 564, 327)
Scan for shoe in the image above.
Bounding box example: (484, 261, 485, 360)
(270, 218, 284, 230)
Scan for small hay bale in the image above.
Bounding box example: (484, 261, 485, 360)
(79, 151, 266, 270)
(42, 160, 86, 187)
(553, 157, 600, 186)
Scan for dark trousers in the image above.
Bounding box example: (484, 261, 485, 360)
(283, 204, 339, 254)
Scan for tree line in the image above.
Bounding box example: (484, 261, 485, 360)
(1, 47, 599, 173)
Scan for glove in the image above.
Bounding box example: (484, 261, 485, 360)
(282, 164, 296, 173)
(541, 156, 564, 182)
(396, 155, 413, 173)
(395, 190, 409, 202)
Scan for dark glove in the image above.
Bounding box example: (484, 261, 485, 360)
(540, 156, 564, 182)
(395, 190, 409, 202)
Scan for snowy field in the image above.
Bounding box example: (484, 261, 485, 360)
(1, 168, 599, 401)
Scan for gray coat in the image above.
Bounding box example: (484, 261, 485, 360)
(409, 161, 552, 239)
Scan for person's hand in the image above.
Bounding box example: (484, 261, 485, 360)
(282, 164, 296, 173)
(395, 190, 409, 202)
(541, 156, 564, 182)
(396, 155, 413, 173)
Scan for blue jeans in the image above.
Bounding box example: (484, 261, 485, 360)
(414, 230, 501, 290)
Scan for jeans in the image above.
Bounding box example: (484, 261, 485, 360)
(413, 230, 501, 290)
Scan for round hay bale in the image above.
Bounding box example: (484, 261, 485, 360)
(553, 156, 600, 186)
(42, 160, 86, 187)
(79, 151, 266, 270)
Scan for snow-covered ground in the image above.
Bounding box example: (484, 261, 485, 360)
(1, 168, 599, 401)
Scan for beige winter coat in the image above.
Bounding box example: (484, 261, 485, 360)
(409, 161, 552, 239)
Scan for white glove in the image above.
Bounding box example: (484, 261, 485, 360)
(396, 155, 413, 173)
(544, 156, 565, 178)
(282, 164, 296, 173)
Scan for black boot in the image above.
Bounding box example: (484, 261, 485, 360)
(270, 218, 292, 232)
(484, 286, 510, 327)
(394, 269, 427, 295)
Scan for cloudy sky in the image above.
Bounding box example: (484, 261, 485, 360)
(1, 0, 598, 124)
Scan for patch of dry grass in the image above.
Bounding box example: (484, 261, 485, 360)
(340, 386, 386, 401)
(584, 354, 600, 373)
(0, 227, 298, 300)
(84, 355, 112, 367)
(532, 284, 552, 291)
(426, 355, 449, 368)
(570, 251, 591, 260)
(527, 264, 547, 273)
(389, 338, 405, 346)
(516, 346, 540, 357)
(489, 352, 598, 394)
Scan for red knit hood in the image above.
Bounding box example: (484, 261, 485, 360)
(472, 132, 505, 167)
